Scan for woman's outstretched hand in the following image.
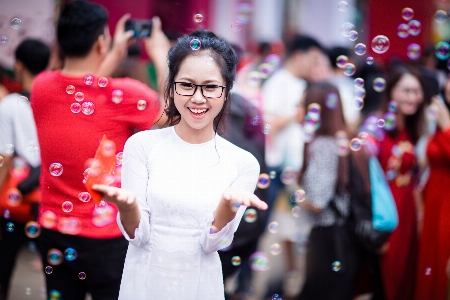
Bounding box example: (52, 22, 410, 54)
(92, 184, 136, 209)
(222, 188, 268, 212)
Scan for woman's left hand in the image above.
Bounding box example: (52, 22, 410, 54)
(432, 96, 450, 131)
(222, 188, 268, 212)
(92, 184, 136, 210)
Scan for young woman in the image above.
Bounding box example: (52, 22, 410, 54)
(93, 31, 267, 300)
(296, 82, 363, 300)
(415, 77, 450, 300)
(362, 65, 426, 300)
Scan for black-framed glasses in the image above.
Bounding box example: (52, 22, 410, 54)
(174, 82, 226, 99)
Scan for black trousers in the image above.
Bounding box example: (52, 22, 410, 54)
(38, 229, 128, 300)
(0, 218, 29, 300)
(297, 224, 363, 300)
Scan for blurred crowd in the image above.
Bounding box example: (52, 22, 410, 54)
(1, 1, 450, 300)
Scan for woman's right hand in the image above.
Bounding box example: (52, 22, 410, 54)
(432, 96, 450, 131)
(92, 184, 136, 210)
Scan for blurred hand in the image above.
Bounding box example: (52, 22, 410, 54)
(144, 16, 171, 62)
(432, 96, 450, 131)
(92, 184, 136, 210)
(377, 241, 390, 255)
(222, 187, 268, 212)
(111, 13, 135, 59)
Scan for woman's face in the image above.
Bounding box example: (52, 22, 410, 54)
(173, 53, 226, 131)
(390, 73, 423, 116)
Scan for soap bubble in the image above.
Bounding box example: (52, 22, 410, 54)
(66, 85, 75, 94)
(193, 14, 203, 23)
(290, 189, 306, 203)
(62, 201, 73, 213)
(397, 23, 409, 38)
(366, 56, 374, 65)
(64, 248, 78, 261)
(47, 249, 63, 265)
(350, 138, 362, 151)
(336, 55, 348, 68)
(435, 41, 450, 60)
(78, 272, 86, 280)
(340, 22, 355, 37)
(373, 77, 386, 92)
(84, 75, 93, 86)
(354, 78, 364, 88)
(268, 222, 279, 233)
(338, 1, 348, 12)
(348, 30, 358, 41)
(354, 43, 366, 56)
(244, 208, 257, 223)
(190, 39, 201, 50)
(231, 256, 241, 266)
(45, 266, 53, 274)
(137, 100, 147, 111)
(98, 77, 108, 87)
(401, 7, 414, 21)
(49, 163, 63, 176)
(231, 21, 242, 32)
(0, 36, 7, 45)
(10, 18, 22, 29)
(407, 43, 421, 60)
(332, 261, 341, 272)
(371, 35, 390, 54)
(25, 221, 41, 238)
(81, 101, 95, 115)
(435, 10, 448, 24)
(408, 20, 421, 36)
(249, 251, 269, 271)
(343, 63, 356, 76)
(257, 173, 271, 189)
(269, 243, 281, 255)
(112, 90, 123, 104)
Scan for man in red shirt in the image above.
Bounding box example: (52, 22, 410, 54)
(31, 1, 168, 299)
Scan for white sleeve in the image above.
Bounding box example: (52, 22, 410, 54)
(200, 152, 260, 254)
(116, 132, 152, 249)
(0, 97, 14, 156)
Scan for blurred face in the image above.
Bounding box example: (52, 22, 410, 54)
(173, 53, 226, 131)
(294, 47, 323, 81)
(390, 73, 423, 116)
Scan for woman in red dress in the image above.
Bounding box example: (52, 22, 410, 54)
(415, 77, 450, 300)
(364, 65, 426, 300)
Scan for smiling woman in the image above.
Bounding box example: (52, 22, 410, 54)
(92, 29, 267, 300)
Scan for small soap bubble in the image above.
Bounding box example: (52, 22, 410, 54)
(353, 87, 365, 100)
(269, 171, 276, 179)
(74, 92, 84, 102)
(249, 252, 269, 271)
(371, 35, 390, 54)
(336, 55, 348, 68)
(7, 188, 21, 207)
(258, 63, 275, 79)
(244, 208, 257, 223)
(280, 166, 296, 185)
(348, 30, 358, 41)
(272, 294, 281, 300)
(231, 21, 242, 32)
(95, 200, 108, 214)
(352, 98, 364, 110)
(10, 18, 22, 29)
(247, 71, 261, 87)
(269, 243, 281, 255)
(338, 1, 348, 12)
(251, 115, 261, 126)
(354, 43, 366, 56)
(98, 77, 108, 87)
(190, 38, 202, 50)
(332, 261, 341, 272)
(357, 132, 369, 144)
(3, 209, 10, 219)
(264, 54, 281, 67)
(377, 119, 385, 128)
(373, 77, 386, 92)
(0, 35, 7, 45)
(116, 152, 123, 166)
(257, 173, 271, 189)
(0, 155, 4, 167)
(193, 14, 203, 23)
(64, 248, 78, 261)
(340, 22, 355, 37)
(397, 23, 409, 38)
(401, 7, 414, 21)
(291, 206, 301, 217)
(231, 256, 241, 266)
(47, 249, 63, 265)
(25, 221, 41, 238)
(354, 78, 364, 88)
(62, 201, 73, 213)
(137, 99, 147, 111)
(290, 189, 306, 203)
(6, 222, 14, 232)
(435, 41, 450, 60)
(407, 43, 421, 60)
(78, 192, 91, 203)
(49, 163, 63, 176)
(5, 144, 14, 154)
(383, 112, 396, 131)
(45, 266, 53, 274)
(325, 92, 338, 109)
(237, 3, 252, 24)
(70, 103, 81, 114)
(388, 101, 398, 112)
(408, 20, 421, 36)
(112, 90, 123, 104)
(268, 222, 279, 233)
(66, 85, 75, 94)
(25, 287, 31, 295)
(78, 272, 86, 280)
(350, 138, 362, 151)
(366, 56, 374, 65)
(425, 267, 432, 276)
(84, 75, 93, 86)
(343, 63, 356, 76)
(81, 101, 95, 115)
(435, 10, 448, 24)
(262, 124, 271, 135)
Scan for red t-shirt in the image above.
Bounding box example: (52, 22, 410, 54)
(31, 71, 160, 239)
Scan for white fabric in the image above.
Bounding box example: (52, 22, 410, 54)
(262, 68, 305, 171)
(117, 126, 260, 300)
(329, 75, 361, 125)
(0, 93, 40, 167)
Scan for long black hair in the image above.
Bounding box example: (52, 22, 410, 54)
(163, 30, 238, 135)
